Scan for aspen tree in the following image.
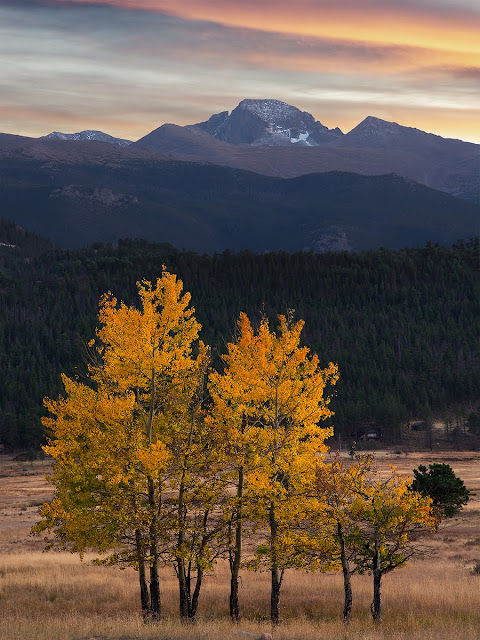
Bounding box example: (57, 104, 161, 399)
(350, 466, 437, 622)
(34, 271, 210, 621)
(312, 457, 437, 623)
(313, 454, 374, 624)
(210, 312, 338, 624)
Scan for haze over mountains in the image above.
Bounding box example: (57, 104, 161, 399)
(1, 99, 478, 252)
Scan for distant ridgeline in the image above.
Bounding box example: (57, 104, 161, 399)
(0, 221, 478, 449)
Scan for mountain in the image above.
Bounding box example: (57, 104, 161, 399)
(133, 99, 479, 205)
(133, 123, 235, 162)
(0, 132, 158, 164)
(342, 116, 473, 153)
(192, 98, 343, 146)
(0, 130, 477, 252)
(343, 116, 415, 145)
(43, 129, 132, 146)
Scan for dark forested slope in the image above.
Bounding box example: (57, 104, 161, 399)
(1, 143, 478, 252)
(0, 226, 478, 449)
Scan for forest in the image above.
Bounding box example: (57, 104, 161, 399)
(0, 219, 478, 450)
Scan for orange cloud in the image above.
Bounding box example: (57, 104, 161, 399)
(241, 44, 476, 77)
(53, 0, 480, 57)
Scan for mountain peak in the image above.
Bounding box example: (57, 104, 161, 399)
(237, 98, 306, 122)
(344, 116, 457, 147)
(192, 98, 343, 146)
(347, 116, 404, 139)
(42, 130, 132, 147)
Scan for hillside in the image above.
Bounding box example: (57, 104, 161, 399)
(0, 140, 478, 251)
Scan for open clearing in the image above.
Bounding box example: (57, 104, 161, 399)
(0, 451, 479, 640)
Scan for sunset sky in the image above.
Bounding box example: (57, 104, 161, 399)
(1, 0, 479, 143)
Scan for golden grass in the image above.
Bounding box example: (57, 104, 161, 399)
(0, 451, 479, 639)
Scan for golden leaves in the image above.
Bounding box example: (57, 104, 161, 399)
(311, 452, 437, 579)
(212, 311, 338, 434)
(90, 272, 201, 395)
(209, 310, 339, 573)
(37, 270, 207, 563)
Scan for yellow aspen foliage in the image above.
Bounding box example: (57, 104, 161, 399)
(352, 464, 436, 622)
(89, 272, 202, 442)
(210, 312, 338, 484)
(36, 376, 155, 555)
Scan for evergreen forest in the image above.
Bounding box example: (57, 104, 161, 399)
(0, 219, 478, 450)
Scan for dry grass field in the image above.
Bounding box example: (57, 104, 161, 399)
(0, 450, 479, 640)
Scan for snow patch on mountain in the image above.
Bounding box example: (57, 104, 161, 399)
(290, 131, 312, 145)
(43, 130, 132, 147)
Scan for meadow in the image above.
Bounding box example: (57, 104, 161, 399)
(0, 450, 479, 640)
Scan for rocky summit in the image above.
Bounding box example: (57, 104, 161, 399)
(192, 98, 343, 146)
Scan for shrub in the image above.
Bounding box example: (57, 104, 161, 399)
(411, 463, 470, 517)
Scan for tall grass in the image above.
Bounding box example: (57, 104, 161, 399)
(0, 551, 478, 639)
(1, 452, 478, 639)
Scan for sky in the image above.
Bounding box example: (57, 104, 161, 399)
(1, 0, 479, 143)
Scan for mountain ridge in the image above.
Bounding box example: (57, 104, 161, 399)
(43, 129, 132, 146)
(28, 98, 478, 205)
(131, 98, 479, 204)
(0, 98, 478, 253)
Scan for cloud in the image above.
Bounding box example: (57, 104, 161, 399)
(19, 0, 480, 55)
(424, 65, 480, 82)
(2, 2, 474, 76)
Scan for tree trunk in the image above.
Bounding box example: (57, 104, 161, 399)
(190, 565, 204, 622)
(135, 529, 151, 620)
(149, 544, 161, 620)
(271, 565, 281, 626)
(176, 478, 191, 622)
(371, 545, 382, 623)
(176, 557, 189, 620)
(337, 520, 352, 624)
(269, 501, 282, 626)
(229, 561, 240, 623)
(229, 466, 244, 622)
(177, 561, 192, 623)
(148, 477, 162, 620)
(177, 564, 189, 620)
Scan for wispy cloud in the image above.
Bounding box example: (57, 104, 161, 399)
(18, 0, 480, 54)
